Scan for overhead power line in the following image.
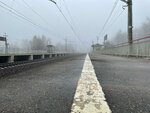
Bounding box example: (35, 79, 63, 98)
(62, 0, 83, 44)
(101, 3, 126, 36)
(98, 0, 119, 37)
(56, 3, 88, 48)
(21, 0, 54, 28)
(49, 0, 86, 50)
(0, 1, 50, 33)
(62, 0, 76, 28)
(102, 9, 125, 36)
(22, 0, 47, 22)
(0, 4, 42, 29)
(56, 4, 77, 36)
(21, 0, 61, 37)
(48, 0, 76, 35)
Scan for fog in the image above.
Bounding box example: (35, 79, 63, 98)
(0, 0, 150, 52)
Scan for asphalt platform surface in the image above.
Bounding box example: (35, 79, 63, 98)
(90, 53, 150, 113)
(0, 55, 86, 113)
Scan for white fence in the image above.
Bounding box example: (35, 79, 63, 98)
(100, 36, 150, 57)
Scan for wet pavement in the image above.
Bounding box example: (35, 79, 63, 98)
(90, 54, 150, 113)
(0, 55, 86, 113)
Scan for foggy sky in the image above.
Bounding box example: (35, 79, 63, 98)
(0, 0, 150, 52)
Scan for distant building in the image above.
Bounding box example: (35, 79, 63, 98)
(91, 43, 103, 51)
(47, 45, 54, 53)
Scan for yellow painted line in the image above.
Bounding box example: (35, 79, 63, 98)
(70, 54, 111, 113)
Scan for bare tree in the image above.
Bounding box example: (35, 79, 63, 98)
(134, 17, 150, 39)
(55, 42, 65, 52)
(112, 30, 127, 44)
(30, 35, 48, 51)
(54, 41, 75, 53)
(140, 17, 150, 37)
(104, 40, 113, 48)
(112, 18, 150, 46)
(9, 42, 20, 53)
(21, 39, 31, 52)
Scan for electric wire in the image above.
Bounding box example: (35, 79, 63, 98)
(62, 0, 76, 28)
(62, 0, 84, 45)
(21, 0, 54, 29)
(56, 4, 76, 35)
(54, 3, 86, 50)
(0, 1, 50, 33)
(101, 9, 125, 37)
(49, 0, 90, 50)
(0, 1, 66, 42)
(10, 0, 15, 10)
(0, 4, 42, 29)
(98, 0, 119, 37)
(21, 0, 62, 38)
(101, 3, 125, 37)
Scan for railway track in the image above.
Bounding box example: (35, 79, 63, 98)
(0, 54, 83, 78)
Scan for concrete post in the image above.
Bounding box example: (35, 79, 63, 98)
(29, 55, 33, 60)
(42, 54, 45, 59)
(8, 55, 14, 63)
(49, 54, 52, 58)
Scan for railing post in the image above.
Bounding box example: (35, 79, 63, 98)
(148, 42, 150, 57)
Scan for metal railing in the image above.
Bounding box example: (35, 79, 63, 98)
(100, 36, 150, 57)
(0, 48, 72, 55)
(0, 49, 48, 55)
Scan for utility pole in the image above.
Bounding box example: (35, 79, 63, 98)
(121, 0, 133, 44)
(64, 38, 68, 53)
(121, 0, 133, 56)
(96, 36, 99, 44)
(128, 0, 133, 44)
(92, 40, 94, 51)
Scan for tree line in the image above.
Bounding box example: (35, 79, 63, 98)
(8, 35, 75, 53)
(105, 17, 150, 46)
